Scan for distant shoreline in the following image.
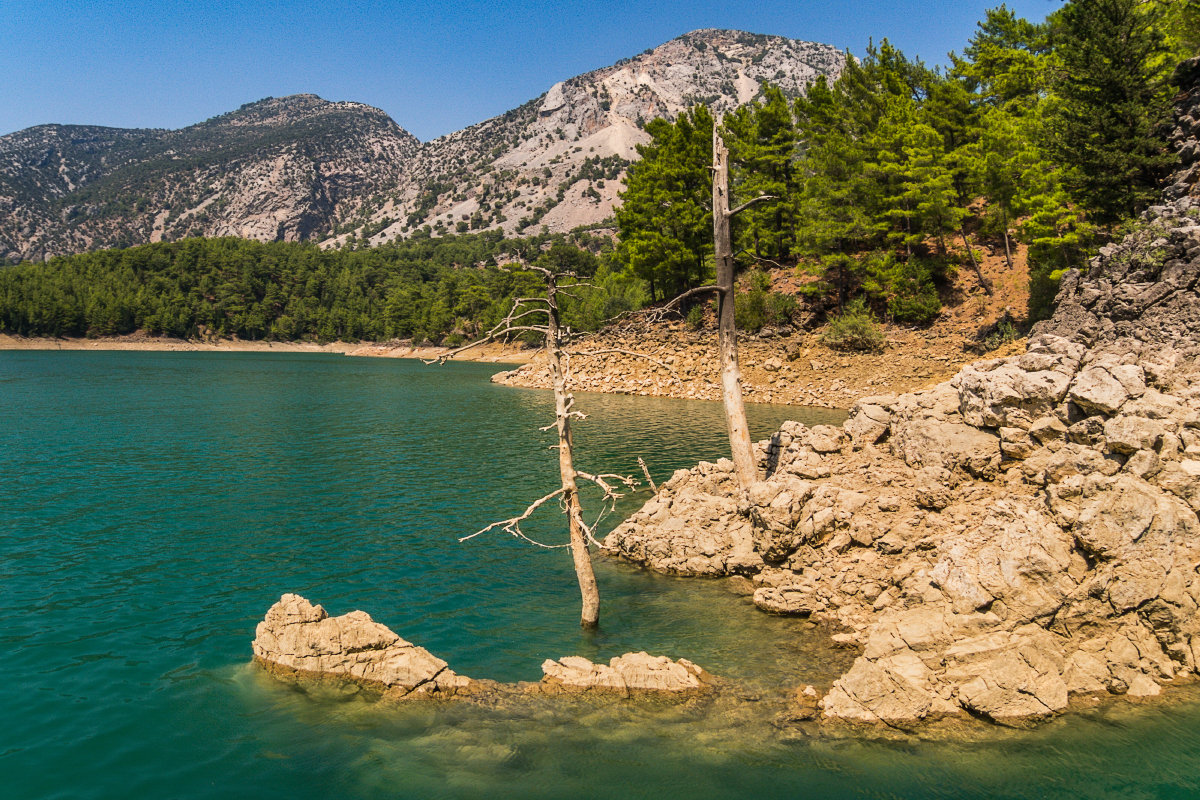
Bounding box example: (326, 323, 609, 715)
(0, 333, 536, 364)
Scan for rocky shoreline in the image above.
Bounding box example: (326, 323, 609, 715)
(252, 593, 730, 703)
(492, 294, 1026, 408)
(247, 57, 1200, 733)
(0, 332, 535, 364)
(602, 68, 1200, 724)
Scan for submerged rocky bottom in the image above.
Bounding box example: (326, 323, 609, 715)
(237, 652, 1200, 799)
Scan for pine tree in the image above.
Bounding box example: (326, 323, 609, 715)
(1047, 0, 1176, 225)
(616, 106, 714, 301)
(725, 84, 798, 262)
(956, 5, 1051, 108)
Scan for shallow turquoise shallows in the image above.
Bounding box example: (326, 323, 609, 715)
(5, 351, 1200, 800)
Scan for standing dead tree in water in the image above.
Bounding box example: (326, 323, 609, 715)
(428, 261, 662, 629)
(648, 125, 775, 491)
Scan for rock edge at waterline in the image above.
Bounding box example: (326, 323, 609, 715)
(251, 594, 718, 700)
(603, 58, 1200, 729)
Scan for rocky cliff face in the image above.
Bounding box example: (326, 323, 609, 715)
(345, 29, 843, 245)
(1, 29, 843, 263)
(0, 95, 420, 263)
(604, 59, 1200, 727)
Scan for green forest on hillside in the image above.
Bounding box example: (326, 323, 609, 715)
(1, 0, 1195, 343)
(618, 0, 1195, 323)
(0, 231, 640, 342)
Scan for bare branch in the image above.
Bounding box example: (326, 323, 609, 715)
(746, 255, 790, 270)
(729, 194, 777, 217)
(637, 457, 658, 493)
(576, 470, 638, 495)
(571, 469, 640, 547)
(662, 284, 721, 311)
(422, 322, 549, 364)
(458, 488, 571, 548)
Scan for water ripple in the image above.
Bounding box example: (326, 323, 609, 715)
(5, 351, 1200, 799)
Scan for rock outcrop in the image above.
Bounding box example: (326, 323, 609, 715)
(541, 652, 712, 695)
(604, 60, 1200, 728)
(253, 594, 715, 700)
(252, 593, 471, 697)
(350, 29, 844, 245)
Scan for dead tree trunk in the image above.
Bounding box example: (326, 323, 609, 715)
(959, 224, 994, 295)
(545, 275, 600, 629)
(1001, 210, 1014, 271)
(429, 264, 644, 631)
(712, 126, 761, 490)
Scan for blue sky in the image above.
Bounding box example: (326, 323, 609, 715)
(0, 0, 1060, 141)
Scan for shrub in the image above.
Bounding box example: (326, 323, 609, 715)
(983, 319, 1019, 351)
(820, 298, 885, 352)
(887, 285, 941, 325)
(686, 304, 704, 330)
(766, 292, 797, 326)
(883, 258, 941, 325)
(736, 269, 796, 332)
(735, 269, 770, 332)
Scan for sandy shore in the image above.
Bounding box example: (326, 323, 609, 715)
(0, 334, 537, 364)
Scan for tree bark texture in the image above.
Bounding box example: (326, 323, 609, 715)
(546, 276, 600, 629)
(712, 127, 761, 490)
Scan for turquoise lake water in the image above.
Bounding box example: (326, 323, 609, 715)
(5, 350, 1200, 799)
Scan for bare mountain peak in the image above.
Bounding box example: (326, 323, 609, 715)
(344, 29, 844, 245)
(203, 94, 408, 135)
(1, 29, 844, 261)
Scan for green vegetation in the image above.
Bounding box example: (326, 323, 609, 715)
(820, 298, 886, 352)
(615, 106, 715, 302)
(615, 0, 1182, 324)
(734, 269, 797, 332)
(1, 1, 1188, 342)
(0, 232, 643, 343)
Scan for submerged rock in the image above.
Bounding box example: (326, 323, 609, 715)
(540, 652, 711, 694)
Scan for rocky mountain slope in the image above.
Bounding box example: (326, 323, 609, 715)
(603, 58, 1200, 727)
(0, 29, 843, 263)
(0, 95, 420, 263)
(339, 29, 844, 246)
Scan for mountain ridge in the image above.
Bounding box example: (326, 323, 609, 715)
(0, 29, 845, 263)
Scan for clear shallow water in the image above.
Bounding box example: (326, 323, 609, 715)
(4, 351, 1200, 800)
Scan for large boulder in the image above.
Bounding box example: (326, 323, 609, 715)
(604, 460, 758, 575)
(954, 335, 1083, 428)
(930, 502, 1074, 621)
(252, 594, 471, 695)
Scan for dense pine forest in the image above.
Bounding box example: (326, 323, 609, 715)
(2, 0, 1196, 343)
(0, 231, 640, 343)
